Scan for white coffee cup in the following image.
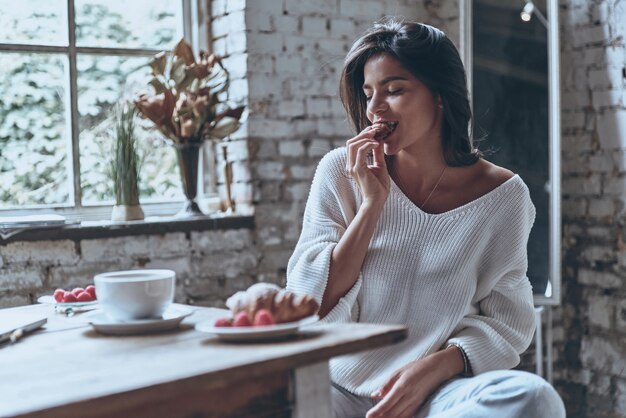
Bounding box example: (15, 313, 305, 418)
(94, 269, 176, 321)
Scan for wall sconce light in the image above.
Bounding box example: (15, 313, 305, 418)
(520, 0, 548, 28)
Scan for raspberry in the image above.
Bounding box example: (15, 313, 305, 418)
(53, 289, 65, 303)
(76, 291, 93, 302)
(214, 318, 233, 327)
(233, 312, 252, 327)
(85, 285, 97, 299)
(63, 292, 78, 303)
(71, 287, 84, 297)
(253, 309, 275, 326)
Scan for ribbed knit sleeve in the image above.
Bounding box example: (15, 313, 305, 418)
(286, 149, 360, 322)
(446, 183, 536, 375)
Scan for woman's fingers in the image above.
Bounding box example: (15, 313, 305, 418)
(353, 141, 379, 173)
(345, 127, 377, 173)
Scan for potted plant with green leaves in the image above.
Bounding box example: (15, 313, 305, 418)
(109, 103, 144, 221)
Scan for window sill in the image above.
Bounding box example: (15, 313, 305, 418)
(0, 213, 254, 244)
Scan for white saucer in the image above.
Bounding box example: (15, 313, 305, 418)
(38, 295, 98, 308)
(84, 305, 193, 335)
(195, 315, 319, 341)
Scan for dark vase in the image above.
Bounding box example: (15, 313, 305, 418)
(173, 139, 204, 217)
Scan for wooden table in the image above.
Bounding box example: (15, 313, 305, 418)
(0, 303, 407, 418)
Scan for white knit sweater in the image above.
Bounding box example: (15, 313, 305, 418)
(286, 147, 537, 396)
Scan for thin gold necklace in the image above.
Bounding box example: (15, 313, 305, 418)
(393, 161, 447, 209)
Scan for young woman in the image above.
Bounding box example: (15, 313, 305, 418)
(286, 18, 565, 418)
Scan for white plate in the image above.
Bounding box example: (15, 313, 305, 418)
(84, 306, 193, 335)
(37, 295, 98, 308)
(195, 315, 320, 341)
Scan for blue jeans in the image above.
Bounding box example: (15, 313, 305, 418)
(331, 370, 566, 418)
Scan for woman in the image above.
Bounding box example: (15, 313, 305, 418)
(286, 18, 565, 418)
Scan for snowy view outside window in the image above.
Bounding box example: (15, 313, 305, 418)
(0, 0, 186, 209)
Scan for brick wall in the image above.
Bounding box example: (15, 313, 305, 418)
(552, 1, 626, 417)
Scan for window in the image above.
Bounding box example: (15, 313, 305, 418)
(0, 0, 208, 219)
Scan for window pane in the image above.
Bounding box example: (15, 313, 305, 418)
(0, 1, 68, 46)
(0, 53, 71, 208)
(75, 0, 183, 50)
(77, 54, 182, 205)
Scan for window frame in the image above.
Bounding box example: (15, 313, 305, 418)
(0, 0, 213, 221)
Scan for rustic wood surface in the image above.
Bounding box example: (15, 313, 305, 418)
(0, 303, 407, 417)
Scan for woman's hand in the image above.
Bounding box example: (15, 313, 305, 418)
(345, 126, 390, 208)
(366, 347, 464, 418)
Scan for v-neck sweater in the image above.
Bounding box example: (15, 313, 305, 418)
(286, 147, 537, 396)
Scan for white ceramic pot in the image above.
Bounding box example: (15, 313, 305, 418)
(111, 205, 145, 222)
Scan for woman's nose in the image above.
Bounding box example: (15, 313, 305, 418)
(367, 94, 388, 116)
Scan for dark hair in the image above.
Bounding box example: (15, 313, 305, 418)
(339, 18, 481, 166)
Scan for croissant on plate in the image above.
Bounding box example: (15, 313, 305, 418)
(225, 283, 319, 324)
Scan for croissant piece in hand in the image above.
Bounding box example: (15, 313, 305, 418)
(225, 282, 319, 324)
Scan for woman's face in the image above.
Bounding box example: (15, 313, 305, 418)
(363, 53, 442, 156)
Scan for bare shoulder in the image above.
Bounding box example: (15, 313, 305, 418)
(445, 159, 514, 203)
(476, 159, 515, 188)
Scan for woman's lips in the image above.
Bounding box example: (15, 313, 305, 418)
(371, 121, 398, 142)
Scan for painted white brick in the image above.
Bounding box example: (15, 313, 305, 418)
(229, 78, 249, 101)
(279, 140, 305, 157)
(592, 89, 623, 109)
(588, 67, 624, 90)
(258, 226, 283, 246)
(581, 245, 615, 264)
(247, 0, 284, 15)
(306, 96, 333, 117)
(247, 73, 281, 98)
(81, 236, 150, 262)
(302, 16, 328, 37)
(1, 240, 78, 264)
(225, 0, 245, 13)
(588, 152, 613, 172)
(338, 0, 385, 18)
(617, 379, 626, 415)
(285, 0, 336, 15)
(309, 139, 334, 157)
(561, 111, 586, 130)
(561, 197, 587, 218)
(278, 99, 305, 118)
(604, 175, 626, 195)
(147, 233, 189, 257)
(248, 117, 291, 139)
(0, 294, 31, 309)
(330, 18, 358, 39)
(0, 267, 44, 291)
(231, 161, 252, 182)
(245, 11, 273, 32)
(226, 31, 247, 55)
(616, 298, 626, 332)
(255, 161, 286, 180)
(144, 257, 192, 277)
(562, 154, 589, 174)
(275, 54, 305, 76)
(588, 198, 615, 218)
(222, 53, 248, 79)
(274, 15, 299, 35)
(285, 182, 311, 201)
(613, 151, 626, 173)
(211, 0, 227, 16)
(581, 336, 626, 377)
(247, 32, 284, 54)
(191, 229, 252, 253)
(289, 164, 317, 180)
(563, 175, 602, 196)
(588, 295, 613, 328)
(577, 269, 622, 288)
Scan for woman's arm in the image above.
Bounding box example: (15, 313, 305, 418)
(319, 130, 390, 317)
(319, 199, 384, 317)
